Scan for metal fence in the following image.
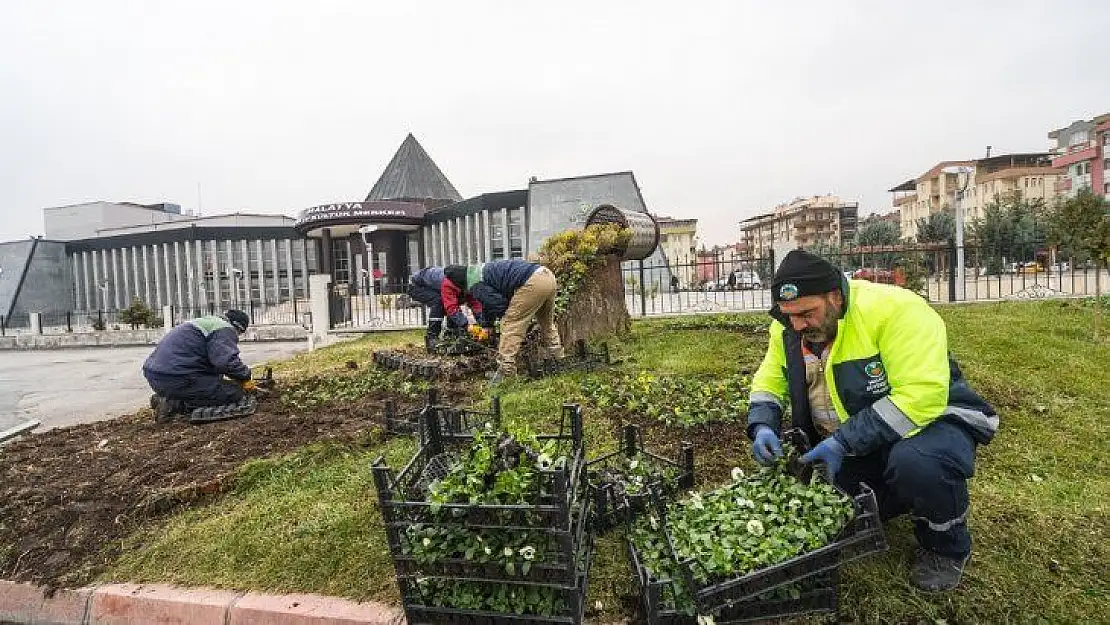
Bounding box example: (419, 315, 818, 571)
(328, 281, 428, 330)
(620, 245, 1108, 317)
(0, 298, 312, 336)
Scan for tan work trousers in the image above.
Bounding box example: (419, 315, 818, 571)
(497, 267, 564, 372)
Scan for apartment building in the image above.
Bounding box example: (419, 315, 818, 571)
(656, 216, 698, 286)
(890, 154, 1063, 240)
(739, 195, 859, 258)
(1048, 113, 1110, 198)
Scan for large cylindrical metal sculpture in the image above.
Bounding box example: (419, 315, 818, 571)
(584, 204, 660, 261)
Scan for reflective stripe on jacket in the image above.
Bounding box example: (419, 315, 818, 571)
(747, 278, 998, 455)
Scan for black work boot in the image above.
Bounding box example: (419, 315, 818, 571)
(911, 549, 970, 592)
(153, 396, 184, 423)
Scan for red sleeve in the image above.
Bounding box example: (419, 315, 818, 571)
(465, 295, 483, 314)
(441, 280, 462, 316)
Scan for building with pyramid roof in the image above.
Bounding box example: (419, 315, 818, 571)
(3, 133, 660, 331)
(288, 134, 660, 311)
(364, 133, 462, 206)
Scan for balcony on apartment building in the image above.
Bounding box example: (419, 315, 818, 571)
(892, 194, 916, 207)
(1051, 144, 1099, 169)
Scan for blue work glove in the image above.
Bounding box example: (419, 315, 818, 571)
(751, 426, 783, 466)
(799, 436, 848, 479)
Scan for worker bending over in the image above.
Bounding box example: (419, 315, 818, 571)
(746, 250, 998, 592)
(442, 259, 563, 383)
(408, 265, 484, 352)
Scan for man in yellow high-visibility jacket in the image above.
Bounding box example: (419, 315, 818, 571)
(747, 250, 998, 592)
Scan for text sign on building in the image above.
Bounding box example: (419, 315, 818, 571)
(295, 201, 426, 229)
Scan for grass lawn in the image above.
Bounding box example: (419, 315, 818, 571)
(106, 300, 1110, 623)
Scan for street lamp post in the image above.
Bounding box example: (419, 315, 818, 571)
(230, 268, 243, 307)
(941, 166, 974, 301)
(359, 225, 379, 306)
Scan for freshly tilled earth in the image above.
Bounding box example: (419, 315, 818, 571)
(0, 385, 425, 590)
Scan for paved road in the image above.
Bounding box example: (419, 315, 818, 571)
(0, 342, 306, 434)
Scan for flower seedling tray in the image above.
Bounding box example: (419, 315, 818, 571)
(400, 531, 596, 625)
(585, 424, 693, 533)
(390, 495, 592, 585)
(626, 532, 837, 625)
(658, 473, 886, 614)
(373, 403, 585, 528)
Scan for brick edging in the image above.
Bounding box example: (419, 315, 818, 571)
(0, 580, 403, 624)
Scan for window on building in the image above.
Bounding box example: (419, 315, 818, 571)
(509, 209, 524, 258)
(1069, 130, 1089, 146)
(332, 244, 350, 285)
(490, 211, 506, 258)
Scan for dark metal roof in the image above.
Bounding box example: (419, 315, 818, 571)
(425, 190, 528, 223)
(888, 179, 917, 192)
(365, 134, 463, 203)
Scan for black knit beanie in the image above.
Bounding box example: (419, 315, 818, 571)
(771, 250, 842, 304)
(443, 265, 467, 291)
(225, 309, 250, 333)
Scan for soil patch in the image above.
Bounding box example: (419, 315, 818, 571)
(600, 411, 749, 487)
(0, 377, 473, 590)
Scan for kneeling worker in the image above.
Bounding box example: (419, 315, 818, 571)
(143, 309, 255, 421)
(746, 250, 998, 592)
(408, 265, 484, 352)
(442, 259, 563, 383)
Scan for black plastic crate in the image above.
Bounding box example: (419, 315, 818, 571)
(626, 534, 837, 625)
(373, 403, 586, 528)
(384, 388, 503, 436)
(402, 533, 596, 625)
(525, 339, 613, 379)
(586, 424, 694, 533)
(373, 403, 591, 595)
(390, 493, 592, 585)
(661, 479, 886, 613)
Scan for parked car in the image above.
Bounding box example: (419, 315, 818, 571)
(734, 271, 763, 290)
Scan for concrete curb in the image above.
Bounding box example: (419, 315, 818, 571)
(0, 581, 404, 624)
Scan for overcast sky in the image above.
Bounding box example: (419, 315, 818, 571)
(2, 1, 1108, 245)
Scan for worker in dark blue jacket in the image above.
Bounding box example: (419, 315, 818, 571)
(443, 259, 563, 382)
(143, 309, 253, 421)
(408, 266, 484, 352)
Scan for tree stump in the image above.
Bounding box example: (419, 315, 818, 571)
(556, 257, 630, 346)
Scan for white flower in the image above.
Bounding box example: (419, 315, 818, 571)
(731, 467, 744, 481)
(697, 614, 717, 625)
(537, 453, 553, 469)
(629, 459, 640, 470)
(649, 515, 659, 530)
(422, 537, 431, 547)
(746, 519, 765, 536)
(484, 547, 492, 555)
(690, 493, 704, 510)
(519, 545, 536, 560)
(503, 547, 514, 557)
(595, 600, 604, 611)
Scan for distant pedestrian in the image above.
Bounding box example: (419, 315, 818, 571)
(727, 270, 737, 291)
(670, 275, 679, 293)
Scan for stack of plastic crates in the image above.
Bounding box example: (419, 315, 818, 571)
(629, 474, 886, 623)
(372, 403, 594, 624)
